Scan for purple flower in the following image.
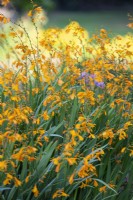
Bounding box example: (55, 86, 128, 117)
(89, 74, 96, 79)
(94, 81, 105, 88)
(78, 72, 105, 88)
(78, 72, 90, 85)
(80, 72, 89, 79)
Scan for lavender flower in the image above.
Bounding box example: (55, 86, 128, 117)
(78, 72, 105, 88)
(89, 74, 96, 79)
(79, 72, 89, 79)
(78, 72, 89, 85)
(94, 81, 105, 88)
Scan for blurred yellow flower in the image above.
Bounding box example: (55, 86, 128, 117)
(32, 185, 39, 197)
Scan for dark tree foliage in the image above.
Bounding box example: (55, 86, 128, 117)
(3, 0, 133, 13)
(9, 0, 55, 13)
(56, 0, 133, 10)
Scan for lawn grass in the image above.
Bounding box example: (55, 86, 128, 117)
(46, 10, 132, 36)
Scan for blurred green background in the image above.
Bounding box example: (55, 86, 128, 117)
(0, 0, 133, 36)
(46, 11, 132, 36)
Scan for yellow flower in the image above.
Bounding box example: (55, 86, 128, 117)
(121, 147, 126, 153)
(129, 150, 133, 157)
(70, 130, 77, 137)
(55, 163, 61, 172)
(3, 173, 13, 185)
(12, 148, 24, 161)
(14, 177, 22, 187)
(12, 83, 19, 91)
(52, 189, 69, 199)
(88, 133, 96, 139)
(0, 161, 7, 171)
(43, 111, 50, 121)
(52, 156, 61, 172)
(0, 14, 10, 24)
(80, 182, 88, 188)
(124, 121, 132, 129)
(102, 129, 114, 139)
(68, 173, 74, 184)
(32, 88, 39, 94)
(70, 92, 75, 100)
(58, 79, 64, 86)
(3, 178, 11, 185)
(99, 186, 106, 193)
(44, 136, 49, 142)
(27, 10, 33, 17)
(66, 157, 77, 165)
(1, 0, 10, 6)
(25, 174, 31, 183)
(32, 185, 39, 197)
(127, 23, 133, 29)
(26, 146, 37, 154)
(75, 124, 81, 129)
(35, 7, 43, 13)
(52, 157, 61, 165)
(109, 183, 115, 189)
(93, 180, 98, 187)
(117, 129, 127, 140)
(77, 92, 86, 103)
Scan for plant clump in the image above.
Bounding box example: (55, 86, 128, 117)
(0, 1, 133, 200)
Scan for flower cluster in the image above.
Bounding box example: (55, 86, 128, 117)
(79, 72, 105, 88)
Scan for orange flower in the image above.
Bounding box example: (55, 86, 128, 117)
(93, 180, 98, 187)
(69, 173, 74, 184)
(99, 186, 106, 193)
(0, 14, 10, 24)
(1, 0, 10, 6)
(127, 23, 133, 29)
(3, 173, 13, 185)
(66, 157, 77, 165)
(102, 129, 114, 139)
(130, 150, 133, 157)
(27, 10, 33, 17)
(52, 189, 69, 199)
(0, 161, 7, 171)
(14, 177, 22, 187)
(43, 111, 50, 121)
(117, 129, 127, 140)
(25, 174, 31, 183)
(32, 185, 39, 197)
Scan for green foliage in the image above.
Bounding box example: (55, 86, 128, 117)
(11, 0, 55, 13)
